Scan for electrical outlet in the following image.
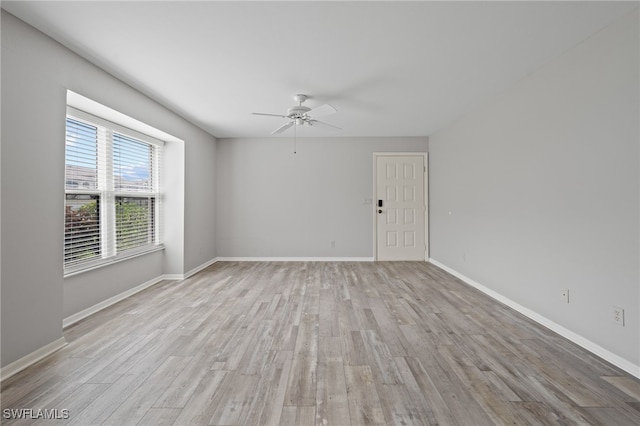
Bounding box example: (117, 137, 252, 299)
(613, 306, 625, 326)
(561, 289, 569, 303)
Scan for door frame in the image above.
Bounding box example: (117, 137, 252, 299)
(372, 152, 429, 261)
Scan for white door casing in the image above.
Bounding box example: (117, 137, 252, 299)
(374, 153, 427, 261)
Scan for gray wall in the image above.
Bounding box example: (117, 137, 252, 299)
(429, 10, 639, 367)
(216, 137, 428, 258)
(1, 11, 217, 367)
(184, 133, 217, 273)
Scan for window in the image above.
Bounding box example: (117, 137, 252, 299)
(64, 108, 163, 273)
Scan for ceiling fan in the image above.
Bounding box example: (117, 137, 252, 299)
(252, 94, 340, 135)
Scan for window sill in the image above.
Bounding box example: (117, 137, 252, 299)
(64, 245, 165, 278)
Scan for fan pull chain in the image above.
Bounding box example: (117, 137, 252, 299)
(293, 123, 297, 154)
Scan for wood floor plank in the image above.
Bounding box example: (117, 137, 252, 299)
(2, 261, 639, 425)
(435, 344, 529, 425)
(377, 383, 431, 426)
(136, 408, 182, 425)
(284, 352, 318, 407)
(316, 337, 350, 426)
(0, 359, 92, 411)
(464, 333, 543, 402)
(318, 288, 340, 337)
(482, 370, 523, 403)
(153, 353, 219, 409)
(344, 365, 386, 425)
(31, 383, 110, 426)
(102, 355, 192, 425)
(278, 406, 297, 426)
(517, 338, 615, 407)
(583, 406, 640, 426)
(510, 400, 566, 425)
(238, 319, 276, 375)
(294, 405, 316, 426)
(393, 356, 439, 425)
(67, 361, 169, 424)
(340, 329, 368, 367)
(271, 295, 300, 351)
(522, 375, 601, 424)
(403, 356, 458, 425)
(360, 329, 404, 385)
(171, 370, 228, 425)
(285, 307, 319, 407)
(86, 328, 169, 384)
(426, 346, 495, 425)
(602, 375, 640, 400)
(246, 350, 293, 426)
(208, 372, 260, 425)
(367, 297, 409, 357)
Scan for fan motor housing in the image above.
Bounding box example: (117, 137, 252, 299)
(287, 105, 311, 117)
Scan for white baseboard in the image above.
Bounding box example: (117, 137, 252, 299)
(1, 338, 67, 382)
(63, 276, 165, 328)
(428, 258, 640, 379)
(162, 257, 219, 281)
(161, 274, 185, 280)
(183, 257, 219, 279)
(216, 257, 375, 262)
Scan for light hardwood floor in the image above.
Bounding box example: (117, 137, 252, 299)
(2, 261, 640, 425)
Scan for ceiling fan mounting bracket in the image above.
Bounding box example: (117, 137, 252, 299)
(293, 94, 308, 105)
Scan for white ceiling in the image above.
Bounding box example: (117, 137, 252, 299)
(3, 1, 637, 138)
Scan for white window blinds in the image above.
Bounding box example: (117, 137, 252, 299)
(64, 109, 163, 273)
(65, 118, 100, 190)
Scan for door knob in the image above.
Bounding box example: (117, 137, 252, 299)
(378, 209, 383, 214)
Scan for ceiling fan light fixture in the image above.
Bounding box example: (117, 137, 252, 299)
(295, 118, 304, 126)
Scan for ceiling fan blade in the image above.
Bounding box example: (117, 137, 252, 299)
(306, 104, 336, 118)
(308, 120, 341, 131)
(271, 121, 294, 135)
(252, 112, 288, 118)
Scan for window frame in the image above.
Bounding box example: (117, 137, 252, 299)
(64, 107, 164, 276)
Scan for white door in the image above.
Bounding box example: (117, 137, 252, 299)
(375, 154, 426, 261)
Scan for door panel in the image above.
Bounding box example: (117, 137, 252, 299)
(376, 155, 426, 261)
